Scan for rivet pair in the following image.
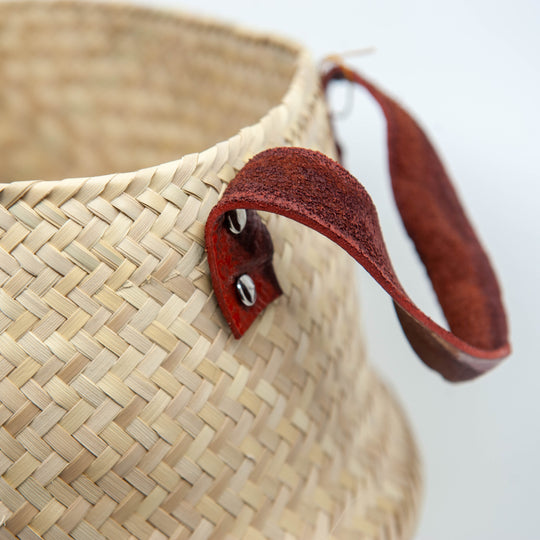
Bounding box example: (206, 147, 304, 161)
(225, 209, 257, 307)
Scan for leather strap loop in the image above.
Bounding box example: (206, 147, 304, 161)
(205, 66, 510, 382)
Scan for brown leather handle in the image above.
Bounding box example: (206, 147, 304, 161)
(205, 66, 510, 382)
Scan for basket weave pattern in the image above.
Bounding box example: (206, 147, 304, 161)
(0, 3, 421, 539)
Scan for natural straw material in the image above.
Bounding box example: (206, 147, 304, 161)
(0, 2, 421, 539)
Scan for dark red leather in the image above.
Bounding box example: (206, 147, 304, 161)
(205, 66, 510, 382)
(205, 209, 281, 338)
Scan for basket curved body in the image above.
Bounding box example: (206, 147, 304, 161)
(0, 3, 421, 538)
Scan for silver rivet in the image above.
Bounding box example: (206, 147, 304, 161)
(236, 274, 257, 307)
(226, 209, 247, 234)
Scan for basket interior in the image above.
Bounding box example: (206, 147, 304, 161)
(0, 1, 298, 182)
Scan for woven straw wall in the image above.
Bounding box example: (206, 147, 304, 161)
(0, 3, 421, 539)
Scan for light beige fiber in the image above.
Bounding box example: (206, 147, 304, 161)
(0, 2, 421, 539)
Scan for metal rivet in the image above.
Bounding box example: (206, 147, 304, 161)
(236, 274, 257, 307)
(226, 209, 247, 234)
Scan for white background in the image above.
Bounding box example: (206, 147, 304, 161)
(142, 1, 538, 538)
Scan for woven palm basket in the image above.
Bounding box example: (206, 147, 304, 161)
(0, 2, 422, 539)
